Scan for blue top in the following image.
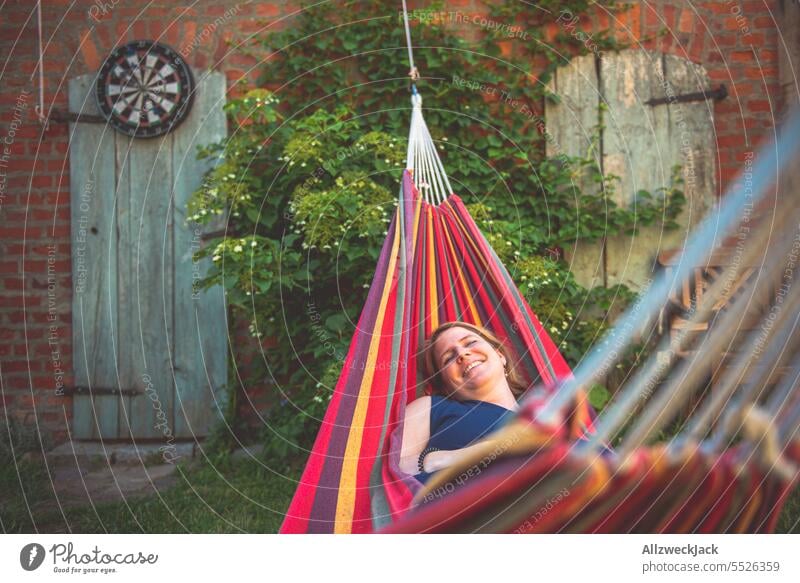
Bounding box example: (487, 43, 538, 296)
(415, 395, 514, 484)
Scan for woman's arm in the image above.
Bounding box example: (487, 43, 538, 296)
(400, 396, 503, 476)
(420, 439, 501, 473)
(399, 396, 431, 475)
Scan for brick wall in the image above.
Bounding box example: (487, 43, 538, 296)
(0, 0, 788, 447)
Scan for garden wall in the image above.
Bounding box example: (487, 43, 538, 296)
(0, 0, 790, 446)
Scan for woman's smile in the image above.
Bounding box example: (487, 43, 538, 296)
(463, 360, 483, 376)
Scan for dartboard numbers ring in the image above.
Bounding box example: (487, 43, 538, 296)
(96, 40, 194, 138)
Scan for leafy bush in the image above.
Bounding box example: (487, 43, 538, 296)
(189, 0, 683, 461)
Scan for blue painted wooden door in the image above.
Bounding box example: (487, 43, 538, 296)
(68, 71, 227, 440)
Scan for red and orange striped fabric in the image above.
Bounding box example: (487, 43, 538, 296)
(381, 406, 799, 533)
(280, 171, 592, 533)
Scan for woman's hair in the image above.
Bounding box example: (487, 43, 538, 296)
(420, 321, 528, 398)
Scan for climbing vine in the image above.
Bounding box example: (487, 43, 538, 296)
(190, 0, 682, 461)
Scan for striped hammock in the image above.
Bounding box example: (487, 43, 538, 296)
(280, 102, 800, 536)
(280, 169, 594, 533)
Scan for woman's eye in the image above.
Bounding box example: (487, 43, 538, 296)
(466, 339, 477, 346)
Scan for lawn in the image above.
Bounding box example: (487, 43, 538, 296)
(1, 454, 300, 534)
(2, 449, 798, 533)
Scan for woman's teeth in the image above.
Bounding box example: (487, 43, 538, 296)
(464, 361, 482, 375)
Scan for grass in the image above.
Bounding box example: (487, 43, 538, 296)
(1, 454, 300, 533)
(2, 432, 798, 533)
(776, 485, 800, 533)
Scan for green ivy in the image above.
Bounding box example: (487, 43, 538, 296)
(189, 0, 681, 460)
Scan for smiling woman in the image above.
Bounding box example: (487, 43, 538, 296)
(400, 322, 530, 483)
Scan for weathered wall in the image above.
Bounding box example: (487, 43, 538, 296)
(0, 0, 792, 446)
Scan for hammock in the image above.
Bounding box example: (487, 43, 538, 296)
(281, 4, 800, 533)
(279, 168, 595, 534)
(279, 7, 599, 534)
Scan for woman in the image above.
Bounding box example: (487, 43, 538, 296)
(400, 321, 528, 483)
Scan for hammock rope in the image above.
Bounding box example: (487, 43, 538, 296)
(401, 0, 419, 86)
(401, 0, 453, 204)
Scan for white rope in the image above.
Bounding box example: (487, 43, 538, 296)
(401, 0, 417, 78)
(404, 83, 453, 203)
(35, 0, 48, 129)
(400, 0, 453, 204)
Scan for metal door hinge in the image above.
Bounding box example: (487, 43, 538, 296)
(646, 84, 728, 107)
(62, 386, 142, 396)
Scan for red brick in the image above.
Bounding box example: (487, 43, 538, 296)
(15, 394, 35, 408)
(730, 49, 755, 63)
(45, 159, 67, 172)
(2, 360, 31, 372)
(717, 135, 744, 148)
(2, 226, 47, 239)
(704, 2, 731, 15)
(3, 278, 24, 290)
(4, 376, 31, 390)
(644, 5, 660, 28)
(744, 66, 778, 79)
(26, 328, 45, 339)
(753, 16, 775, 29)
(628, 4, 641, 40)
(689, 34, 705, 62)
(678, 9, 694, 34)
(255, 4, 280, 18)
(758, 49, 778, 63)
(29, 175, 52, 188)
(717, 148, 734, 165)
(115, 22, 129, 40)
(716, 100, 742, 115)
(708, 68, 732, 81)
(734, 82, 759, 96)
(133, 21, 147, 39)
(78, 29, 101, 71)
(181, 20, 197, 54)
(722, 17, 741, 31)
(663, 5, 676, 28)
(747, 99, 773, 112)
(5, 311, 26, 324)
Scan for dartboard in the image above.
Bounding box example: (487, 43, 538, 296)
(96, 41, 194, 138)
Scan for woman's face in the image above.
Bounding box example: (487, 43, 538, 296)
(432, 326, 507, 400)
